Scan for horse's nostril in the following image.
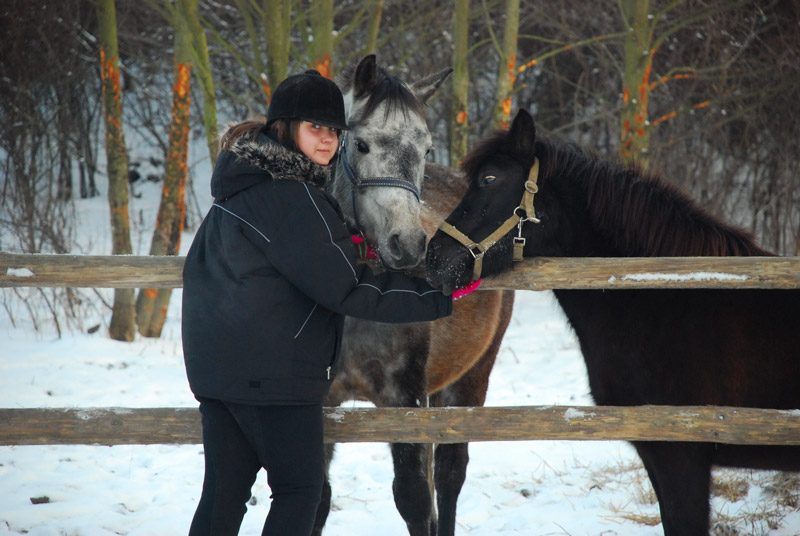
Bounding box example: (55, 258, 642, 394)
(388, 233, 402, 256)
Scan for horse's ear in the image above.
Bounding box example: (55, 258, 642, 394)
(507, 109, 537, 164)
(409, 68, 453, 105)
(354, 54, 379, 98)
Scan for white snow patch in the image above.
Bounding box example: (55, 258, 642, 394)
(563, 407, 595, 422)
(6, 267, 34, 277)
(609, 271, 749, 283)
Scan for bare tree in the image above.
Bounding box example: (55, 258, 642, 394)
(450, 0, 470, 165)
(491, 0, 520, 129)
(135, 0, 194, 338)
(308, 0, 335, 75)
(96, 0, 136, 341)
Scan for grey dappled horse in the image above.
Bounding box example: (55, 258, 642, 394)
(309, 56, 514, 536)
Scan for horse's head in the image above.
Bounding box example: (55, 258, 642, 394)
(427, 109, 545, 294)
(334, 55, 452, 271)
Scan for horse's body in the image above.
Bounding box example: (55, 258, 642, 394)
(311, 56, 514, 536)
(425, 109, 800, 535)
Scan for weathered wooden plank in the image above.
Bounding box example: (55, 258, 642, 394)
(486, 255, 800, 290)
(1, 406, 799, 446)
(2, 253, 799, 289)
(0, 253, 185, 288)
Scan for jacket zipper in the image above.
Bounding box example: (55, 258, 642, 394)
(326, 366, 332, 380)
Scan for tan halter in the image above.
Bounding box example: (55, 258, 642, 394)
(438, 158, 541, 281)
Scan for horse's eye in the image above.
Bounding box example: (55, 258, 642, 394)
(356, 139, 369, 154)
(481, 175, 497, 186)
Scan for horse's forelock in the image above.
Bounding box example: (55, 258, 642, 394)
(352, 72, 425, 125)
(460, 129, 535, 183)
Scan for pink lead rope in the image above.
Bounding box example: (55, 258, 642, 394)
(452, 278, 482, 301)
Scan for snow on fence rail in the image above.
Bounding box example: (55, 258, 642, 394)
(2, 251, 799, 447)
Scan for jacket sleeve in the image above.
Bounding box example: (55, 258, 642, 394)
(244, 180, 452, 323)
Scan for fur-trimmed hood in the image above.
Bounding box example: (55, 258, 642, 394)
(211, 131, 331, 201)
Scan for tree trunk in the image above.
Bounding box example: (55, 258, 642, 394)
(450, 0, 469, 166)
(135, 0, 193, 338)
(96, 0, 135, 342)
(263, 0, 291, 102)
(233, 0, 268, 102)
(365, 0, 383, 53)
(308, 0, 334, 76)
(619, 0, 653, 166)
(491, 0, 520, 129)
(184, 0, 218, 167)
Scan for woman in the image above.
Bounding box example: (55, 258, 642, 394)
(181, 70, 457, 535)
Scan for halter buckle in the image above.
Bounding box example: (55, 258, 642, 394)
(466, 244, 485, 261)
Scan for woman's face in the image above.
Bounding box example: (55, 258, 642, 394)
(295, 121, 339, 165)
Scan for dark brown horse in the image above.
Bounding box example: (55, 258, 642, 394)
(425, 108, 800, 536)
(311, 56, 514, 536)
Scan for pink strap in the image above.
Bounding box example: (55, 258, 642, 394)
(452, 278, 482, 301)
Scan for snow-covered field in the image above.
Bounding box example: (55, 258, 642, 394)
(2, 161, 799, 535)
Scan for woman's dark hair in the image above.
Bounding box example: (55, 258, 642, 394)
(267, 119, 300, 152)
(219, 117, 299, 152)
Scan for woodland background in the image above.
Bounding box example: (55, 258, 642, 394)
(1, 0, 799, 340)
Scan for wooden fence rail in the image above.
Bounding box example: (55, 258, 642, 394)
(2, 405, 800, 447)
(2, 252, 799, 449)
(2, 252, 800, 290)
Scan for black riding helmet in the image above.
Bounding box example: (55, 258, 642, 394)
(266, 69, 348, 130)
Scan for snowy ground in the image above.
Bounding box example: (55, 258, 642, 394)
(2, 165, 799, 535)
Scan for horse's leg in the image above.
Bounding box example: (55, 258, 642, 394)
(429, 356, 497, 536)
(633, 441, 713, 536)
(430, 290, 514, 536)
(310, 442, 335, 536)
(380, 328, 434, 536)
(390, 440, 435, 536)
(427, 409, 466, 536)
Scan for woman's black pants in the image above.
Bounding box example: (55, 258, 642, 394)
(189, 397, 325, 536)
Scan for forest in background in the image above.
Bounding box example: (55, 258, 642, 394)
(1, 0, 799, 338)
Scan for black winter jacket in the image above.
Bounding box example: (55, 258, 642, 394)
(181, 132, 452, 405)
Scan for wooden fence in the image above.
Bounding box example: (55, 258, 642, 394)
(2, 252, 799, 447)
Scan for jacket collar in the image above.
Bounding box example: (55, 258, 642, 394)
(229, 132, 331, 189)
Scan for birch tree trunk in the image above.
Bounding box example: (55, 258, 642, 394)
(95, 0, 135, 342)
(135, 0, 193, 337)
(450, 0, 470, 166)
(491, 0, 520, 129)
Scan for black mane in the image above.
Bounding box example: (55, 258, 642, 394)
(463, 129, 772, 257)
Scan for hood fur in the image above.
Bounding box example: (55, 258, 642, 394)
(211, 132, 331, 201)
(230, 135, 331, 187)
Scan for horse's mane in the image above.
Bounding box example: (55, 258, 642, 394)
(337, 63, 425, 125)
(463, 130, 772, 257)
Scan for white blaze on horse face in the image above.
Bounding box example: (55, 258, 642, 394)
(346, 99, 432, 270)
